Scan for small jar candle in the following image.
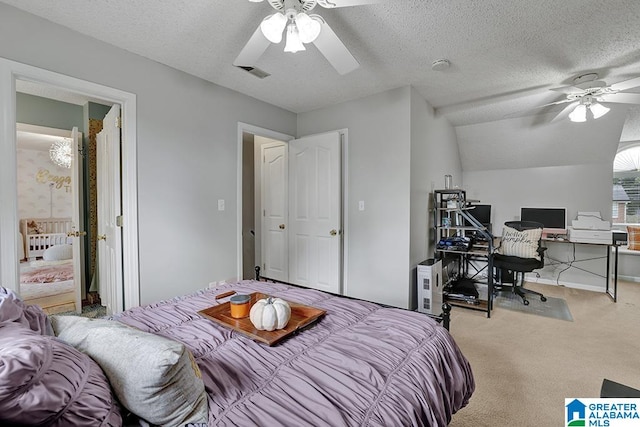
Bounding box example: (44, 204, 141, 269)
(229, 294, 251, 319)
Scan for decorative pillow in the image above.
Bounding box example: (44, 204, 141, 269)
(0, 324, 122, 426)
(51, 316, 208, 427)
(43, 243, 73, 261)
(498, 225, 543, 260)
(0, 287, 53, 335)
(627, 226, 640, 251)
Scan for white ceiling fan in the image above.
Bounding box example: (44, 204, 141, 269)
(534, 73, 640, 122)
(235, 0, 383, 75)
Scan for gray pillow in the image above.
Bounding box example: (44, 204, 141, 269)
(51, 315, 208, 427)
(0, 324, 122, 426)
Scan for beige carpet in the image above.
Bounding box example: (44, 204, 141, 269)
(448, 280, 640, 427)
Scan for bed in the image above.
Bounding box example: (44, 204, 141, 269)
(19, 259, 76, 314)
(0, 281, 474, 426)
(19, 217, 73, 261)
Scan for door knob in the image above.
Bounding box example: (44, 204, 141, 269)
(97, 234, 106, 241)
(279, 224, 286, 230)
(330, 229, 337, 236)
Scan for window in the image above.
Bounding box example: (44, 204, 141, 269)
(613, 145, 640, 225)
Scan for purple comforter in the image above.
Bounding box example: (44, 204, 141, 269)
(114, 281, 474, 426)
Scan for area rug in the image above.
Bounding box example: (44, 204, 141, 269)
(494, 291, 573, 321)
(54, 304, 106, 319)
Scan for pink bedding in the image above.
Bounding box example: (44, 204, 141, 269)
(20, 262, 74, 284)
(113, 280, 475, 426)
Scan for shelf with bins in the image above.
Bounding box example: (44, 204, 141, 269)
(433, 189, 494, 317)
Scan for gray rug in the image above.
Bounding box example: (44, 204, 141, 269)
(494, 290, 573, 321)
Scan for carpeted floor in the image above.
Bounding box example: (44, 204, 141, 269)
(448, 280, 640, 427)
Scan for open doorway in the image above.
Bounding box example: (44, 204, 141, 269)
(16, 123, 83, 314)
(0, 58, 139, 314)
(238, 123, 346, 295)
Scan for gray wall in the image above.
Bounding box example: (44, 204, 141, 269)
(409, 87, 462, 307)
(0, 3, 297, 305)
(17, 93, 84, 132)
(298, 86, 413, 308)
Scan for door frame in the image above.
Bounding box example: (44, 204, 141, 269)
(236, 123, 294, 280)
(0, 58, 140, 310)
(236, 123, 350, 295)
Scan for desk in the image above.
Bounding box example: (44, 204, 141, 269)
(542, 237, 619, 302)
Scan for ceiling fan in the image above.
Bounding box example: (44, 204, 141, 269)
(534, 73, 640, 122)
(235, 0, 382, 75)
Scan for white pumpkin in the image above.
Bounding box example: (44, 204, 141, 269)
(249, 297, 291, 331)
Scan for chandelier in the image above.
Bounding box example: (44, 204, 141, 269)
(49, 139, 73, 169)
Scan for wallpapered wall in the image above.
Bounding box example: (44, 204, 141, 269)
(17, 147, 73, 219)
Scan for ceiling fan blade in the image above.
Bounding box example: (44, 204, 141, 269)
(312, 19, 359, 75)
(551, 101, 579, 123)
(233, 25, 271, 67)
(550, 85, 584, 95)
(600, 93, 640, 105)
(317, 0, 384, 8)
(609, 76, 640, 92)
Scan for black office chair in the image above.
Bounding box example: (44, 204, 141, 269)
(492, 221, 547, 306)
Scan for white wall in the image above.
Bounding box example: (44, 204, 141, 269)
(409, 88, 462, 307)
(0, 4, 297, 305)
(17, 148, 73, 219)
(297, 86, 412, 308)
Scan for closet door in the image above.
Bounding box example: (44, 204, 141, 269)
(288, 131, 341, 294)
(97, 105, 123, 315)
(261, 142, 288, 282)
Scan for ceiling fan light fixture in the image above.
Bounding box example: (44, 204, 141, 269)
(260, 12, 287, 43)
(589, 102, 610, 119)
(569, 104, 587, 123)
(284, 23, 306, 53)
(295, 12, 321, 43)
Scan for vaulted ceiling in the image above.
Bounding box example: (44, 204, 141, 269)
(4, 0, 640, 139)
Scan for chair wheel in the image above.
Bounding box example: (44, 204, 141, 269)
(523, 299, 530, 306)
(541, 296, 547, 302)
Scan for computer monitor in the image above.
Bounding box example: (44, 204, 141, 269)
(520, 207, 567, 237)
(465, 204, 491, 226)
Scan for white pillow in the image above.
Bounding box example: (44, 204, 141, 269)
(50, 316, 208, 426)
(42, 244, 73, 261)
(498, 225, 542, 260)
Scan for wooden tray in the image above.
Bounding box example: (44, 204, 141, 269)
(198, 292, 326, 346)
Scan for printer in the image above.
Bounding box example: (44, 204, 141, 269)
(567, 212, 612, 245)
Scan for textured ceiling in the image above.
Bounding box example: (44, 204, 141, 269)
(3, 0, 640, 137)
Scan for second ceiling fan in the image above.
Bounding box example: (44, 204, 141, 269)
(235, 0, 382, 75)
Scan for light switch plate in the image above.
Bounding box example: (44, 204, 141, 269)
(218, 199, 225, 211)
(358, 201, 365, 211)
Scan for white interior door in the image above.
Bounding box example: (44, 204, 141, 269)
(288, 131, 341, 293)
(97, 104, 123, 315)
(70, 126, 83, 314)
(261, 142, 288, 282)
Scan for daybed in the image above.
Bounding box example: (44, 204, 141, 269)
(19, 217, 73, 261)
(0, 280, 474, 426)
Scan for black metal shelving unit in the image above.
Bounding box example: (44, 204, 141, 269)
(433, 189, 494, 317)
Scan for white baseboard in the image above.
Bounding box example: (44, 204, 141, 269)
(619, 275, 640, 283)
(524, 274, 605, 293)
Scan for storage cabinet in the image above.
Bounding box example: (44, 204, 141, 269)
(433, 189, 494, 317)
